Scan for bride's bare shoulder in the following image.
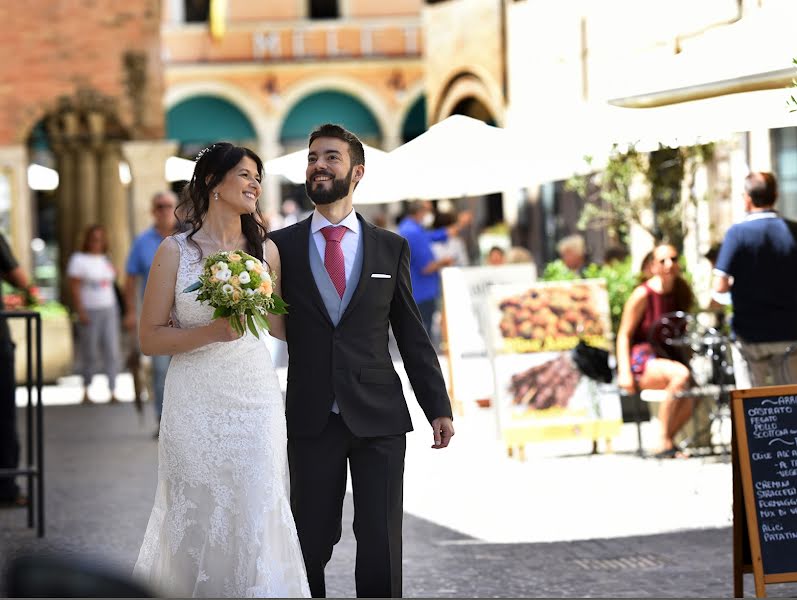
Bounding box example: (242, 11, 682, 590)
(149, 236, 181, 271)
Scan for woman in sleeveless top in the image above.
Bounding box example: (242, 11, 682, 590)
(616, 243, 695, 458)
(132, 143, 309, 597)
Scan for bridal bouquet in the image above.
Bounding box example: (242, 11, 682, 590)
(183, 250, 287, 338)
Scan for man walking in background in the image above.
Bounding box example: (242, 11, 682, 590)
(397, 200, 471, 337)
(124, 191, 178, 436)
(713, 171, 797, 387)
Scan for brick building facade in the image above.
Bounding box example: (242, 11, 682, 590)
(0, 1, 171, 278)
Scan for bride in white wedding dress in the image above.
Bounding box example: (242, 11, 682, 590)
(132, 143, 309, 598)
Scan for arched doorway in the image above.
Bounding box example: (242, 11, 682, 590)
(166, 95, 258, 158)
(39, 89, 131, 301)
(450, 97, 496, 127)
(279, 91, 382, 151)
(401, 95, 426, 143)
(443, 96, 503, 228)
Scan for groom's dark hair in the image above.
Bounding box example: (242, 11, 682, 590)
(309, 124, 365, 168)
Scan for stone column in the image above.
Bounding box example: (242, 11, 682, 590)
(49, 109, 81, 266)
(74, 109, 108, 232)
(122, 140, 178, 237)
(0, 145, 33, 275)
(48, 140, 74, 274)
(98, 141, 130, 278)
(75, 145, 99, 229)
(382, 133, 402, 152)
(261, 136, 283, 224)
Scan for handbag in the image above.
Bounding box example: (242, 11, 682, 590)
(571, 340, 613, 383)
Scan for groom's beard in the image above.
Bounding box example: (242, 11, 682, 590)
(305, 167, 353, 205)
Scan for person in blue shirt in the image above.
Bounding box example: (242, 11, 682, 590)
(124, 191, 178, 435)
(397, 200, 471, 336)
(713, 172, 797, 387)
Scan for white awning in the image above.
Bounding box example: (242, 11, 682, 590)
(27, 164, 59, 191)
(603, 86, 797, 149)
(166, 156, 197, 182)
(509, 86, 797, 183)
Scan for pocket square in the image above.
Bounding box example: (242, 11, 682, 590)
(371, 273, 391, 279)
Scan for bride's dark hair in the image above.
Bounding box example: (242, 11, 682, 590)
(178, 142, 268, 262)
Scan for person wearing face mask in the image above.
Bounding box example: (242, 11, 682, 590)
(397, 200, 471, 336)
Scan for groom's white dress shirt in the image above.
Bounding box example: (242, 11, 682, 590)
(311, 209, 360, 286)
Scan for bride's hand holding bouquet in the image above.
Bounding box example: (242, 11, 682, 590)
(184, 250, 287, 339)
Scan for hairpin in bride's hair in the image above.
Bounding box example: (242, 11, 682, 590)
(195, 144, 217, 161)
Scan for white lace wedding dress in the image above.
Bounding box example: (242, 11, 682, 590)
(133, 233, 310, 598)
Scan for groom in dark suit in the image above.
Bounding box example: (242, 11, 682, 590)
(270, 124, 454, 598)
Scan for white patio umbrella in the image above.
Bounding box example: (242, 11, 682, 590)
(265, 143, 403, 204)
(166, 156, 197, 182)
(386, 114, 531, 200)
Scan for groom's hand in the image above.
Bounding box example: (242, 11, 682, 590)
(431, 417, 454, 449)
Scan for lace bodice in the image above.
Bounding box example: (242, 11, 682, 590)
(171, 232, 215, 329)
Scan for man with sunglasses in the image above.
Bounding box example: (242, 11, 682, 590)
(713, 172, 797, 387)
(124, 191, 179, 436)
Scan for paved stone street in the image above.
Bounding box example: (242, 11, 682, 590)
(2, 378, 797, 597)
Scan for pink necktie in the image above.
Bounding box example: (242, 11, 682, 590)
(321, 226, 347, 298)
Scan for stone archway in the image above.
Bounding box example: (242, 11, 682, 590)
(398, 88, 427, 143)
(449, 96, 496, 125)
(276, 76, 396, 149)
(279, 90, 384, 151)
(43, 86, 130, 300)
(433, 70, 503, 126)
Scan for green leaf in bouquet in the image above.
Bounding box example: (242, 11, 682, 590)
(246, 314, 260, 338)
(229, 315, 245, 336)
(183, 281, 202, 293)
(254, 311, 271, 332)
(270, 294, 289, 315)
(212, 306, 234, 319)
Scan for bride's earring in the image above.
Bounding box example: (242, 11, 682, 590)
(213, 192, 219, 201)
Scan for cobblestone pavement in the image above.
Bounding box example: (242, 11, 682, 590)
(2, 401, 797, 597)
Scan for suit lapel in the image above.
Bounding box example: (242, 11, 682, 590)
(339, 214, 375, 325)
(296, 217, 334, 326)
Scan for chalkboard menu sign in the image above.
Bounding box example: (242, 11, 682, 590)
(732, 385, 797, 597)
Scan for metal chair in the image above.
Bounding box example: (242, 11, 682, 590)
(635, 311, 735, 456)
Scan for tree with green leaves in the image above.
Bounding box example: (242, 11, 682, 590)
(566, 142, 713, 251)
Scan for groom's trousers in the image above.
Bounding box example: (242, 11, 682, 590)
(289, 413, 406, 598)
